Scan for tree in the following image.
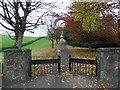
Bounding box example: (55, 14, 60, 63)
(0, 0, 58, 49)
(54, 18, 65, 44)
(54, 27, 63, 44)
(70, 2, 120, 47)
(100, 14, 120, 45)
(45, 19, 55, 48)
(41, 12, 60, 48)
(56, 14, 87, 46)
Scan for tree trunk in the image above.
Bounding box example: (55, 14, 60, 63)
(14, 31, 23, 49)
(56, 39, 58, 44)
(88, 31, 92, 48)
(52, 39, 54, 48)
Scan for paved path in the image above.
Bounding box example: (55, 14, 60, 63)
(2, 42, 116, 88)
(59, 42, 71, 72)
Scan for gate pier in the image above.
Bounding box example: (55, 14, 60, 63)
(97, 48, 119, 88)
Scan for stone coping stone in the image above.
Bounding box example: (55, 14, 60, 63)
(97, 48, 120, 52)
(4, 49, 31, 52)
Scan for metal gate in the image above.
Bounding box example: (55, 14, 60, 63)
(31, 55, 97, 77)
(69, 55, 97, 76)
(31, 56, 61, 76)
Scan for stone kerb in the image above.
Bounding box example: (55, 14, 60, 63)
(4, 49, 31, 81)
(97, 48, 119, 88)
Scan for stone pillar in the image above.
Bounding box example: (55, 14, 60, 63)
(97, 48, 119, 88)
(4, 49, 31, 81)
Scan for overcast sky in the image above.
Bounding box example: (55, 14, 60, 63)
(0, 0, 72, 37)
(0, 0, 119, 37)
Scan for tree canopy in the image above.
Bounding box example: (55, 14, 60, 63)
(56, 1, 120, 47)
(0, 0, 60, 49)
(71, 2, 119, 32)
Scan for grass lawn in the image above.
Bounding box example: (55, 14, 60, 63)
(0, 35, 38, 48)
(32, 45, 59, 59)
(0, 35, 52, 50)
(0, 36, 55, 58)
(67, 45, 96, 60)
(0, 36, 53, 57)
(22, 38, 52, 50)
(0, 52, 3, 58)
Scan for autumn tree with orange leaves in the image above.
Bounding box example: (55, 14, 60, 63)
(58, 2, 120, 47)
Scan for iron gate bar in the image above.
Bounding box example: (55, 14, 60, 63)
(31, 56, 61, 76)
(69, 58, 97, 65)
(69, 55, 97, 76)
(31, 59, 60, 64)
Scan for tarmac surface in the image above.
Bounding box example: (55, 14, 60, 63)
(1, 42, 118, 89)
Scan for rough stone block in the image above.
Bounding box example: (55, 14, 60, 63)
(4, 49, 31, 81)
(97, 48, 119, 88)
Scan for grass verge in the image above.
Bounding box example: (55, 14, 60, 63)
(32, 44, 59, 59)
(67, 45, 96, 60)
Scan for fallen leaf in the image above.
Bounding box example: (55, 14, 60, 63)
(61, 80, 65, 83)
(47, 76, 51, 80)
(21, 83, 25, 86)
(35, 76, 38, 79)
(33, 85, 36, 87)
(73, 86, 77, 88)
(107, 83, 110, 86)
(94, 84, 96, 87)
(48, 83, 50, 86)
(66, 80, 69, 83)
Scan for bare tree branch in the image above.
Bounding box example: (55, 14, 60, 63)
(5, 31, 15, 40)
(0, 1, 62, 49)
(0, 22, 14, 31)
(19, 2, 25, 11)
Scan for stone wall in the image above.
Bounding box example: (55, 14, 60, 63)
(97, 48, 119, 88)
(4, 49, 31, 81)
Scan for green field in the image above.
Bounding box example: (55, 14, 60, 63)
(0, 35, 38, 48)
(22, 38, 52, 49)
(0, 35, 52, 56)
(0, 35, 52, 49)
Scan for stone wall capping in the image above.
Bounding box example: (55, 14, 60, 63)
(97, 48, 120, 52)
(4, 49, 31, 52)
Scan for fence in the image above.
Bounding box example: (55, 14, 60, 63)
(31, 56, 61, 76)
(69, 55, 97, 76)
